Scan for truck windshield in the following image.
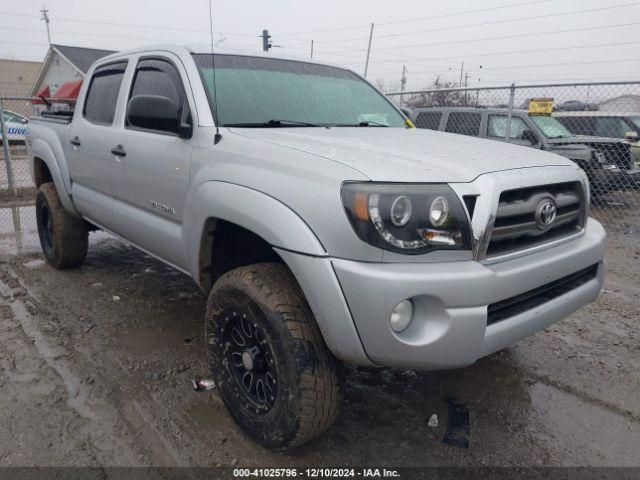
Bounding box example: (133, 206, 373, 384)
(629, 116, 640, 132)
(193, 54, 406, 128)
(530, 116, 573, 139)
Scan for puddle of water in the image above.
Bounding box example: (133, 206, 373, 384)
(528, 382, 640, 466)
(113, 324, 201, 356)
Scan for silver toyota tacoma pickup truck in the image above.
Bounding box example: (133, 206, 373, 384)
(27, 45, 606, 449)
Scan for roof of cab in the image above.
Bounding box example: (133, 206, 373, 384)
(92, 44, 349, 73)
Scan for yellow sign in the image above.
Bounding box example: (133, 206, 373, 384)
(528, 98, 554, 116)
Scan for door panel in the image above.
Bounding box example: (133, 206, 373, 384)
(67, 61, 128, 229)
(111, 131, 192, 267)
(110, 55, 194, 269)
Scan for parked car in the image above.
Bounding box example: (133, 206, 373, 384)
(0, 110, 29, 145)
(553, 112, 640, 170)
(409, 107, 639, 192)
(554, 100, 598, 111)
(27, 46, 606, 449)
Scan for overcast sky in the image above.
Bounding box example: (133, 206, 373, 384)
(1, 0, 639, 89)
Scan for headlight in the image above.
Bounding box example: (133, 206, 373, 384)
(341, 183, 472, 254)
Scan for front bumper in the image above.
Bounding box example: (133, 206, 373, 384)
(331, 218, 606, 370)
(593, 165, 640, 191)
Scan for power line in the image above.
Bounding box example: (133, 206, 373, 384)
(0, 40, 48, 46)
(0, 10, 40, 18)
(318, 22, 640, 55)
(48, 16, 257, 37)
(0, 25, 259, 46)
(372, 58, 640, 77)
(402, 74, 640, 87)
(334, 41, 640, 66)
(277, 0, 550, 37)
(314, 2, 640, 45)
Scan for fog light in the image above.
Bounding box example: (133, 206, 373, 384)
(390, 299, 413, 332)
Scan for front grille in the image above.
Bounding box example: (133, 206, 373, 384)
(587, 142, 632, 171)
(487, 264, 598, 325)
(486, 182, 585, 257)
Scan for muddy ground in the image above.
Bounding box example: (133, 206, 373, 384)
(0, 200, 639, 468)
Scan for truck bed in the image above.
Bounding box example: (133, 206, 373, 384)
(37, 111, 74, 124)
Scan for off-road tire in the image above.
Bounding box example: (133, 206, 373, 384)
(35, 182, 88, 269)
(205, 263, 341, 449)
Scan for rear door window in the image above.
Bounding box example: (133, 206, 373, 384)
(83, 61, 127, 125)
(444, 112, 481, 136)
(415, 111, 442, 130)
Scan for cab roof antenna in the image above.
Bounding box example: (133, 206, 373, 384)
(208, 0, 222, 145)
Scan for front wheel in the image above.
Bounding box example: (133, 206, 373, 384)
(205, 263, 341, 449)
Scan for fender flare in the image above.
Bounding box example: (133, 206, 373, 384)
(30, 138, 80, 217)
(184, 181, 327, 287)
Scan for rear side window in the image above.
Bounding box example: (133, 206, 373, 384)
(444, 112, 482, 136)
(83, 62, 127, 125)
(415, 111, 442, 130)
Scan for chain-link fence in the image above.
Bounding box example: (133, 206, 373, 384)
(388, 81, 640, 235)
(1, 96, 75, 194)
(1, 96, 75, 252)
(1, 85, 639, 254)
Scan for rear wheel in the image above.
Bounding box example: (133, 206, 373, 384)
(35, 182, 88, 269)
(205, 263, 341, 449)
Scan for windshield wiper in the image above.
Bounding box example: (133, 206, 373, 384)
(222, 119, 326, 128)
(356, 120, 389, 127)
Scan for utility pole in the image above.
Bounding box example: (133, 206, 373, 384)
(463, 72, 469, 103)
(40, 4, 51, 46)
(459, 60, 464, 87)
(363, 23, 374, 78)
(310, 39, 314, 59)
(401, 65, 407, 92)
(400, 65, 407, 104)
(261, 29, 271, 52)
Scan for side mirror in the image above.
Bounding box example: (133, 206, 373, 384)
(521, 129, 538, 144)
(624, 131, 638, 142)
(126, 94, 191, 138)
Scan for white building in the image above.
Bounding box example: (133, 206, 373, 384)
(29, 44, 115, 97)
(598, 95, 640, 113)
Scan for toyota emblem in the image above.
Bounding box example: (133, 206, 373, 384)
(535, 198, 557, 229)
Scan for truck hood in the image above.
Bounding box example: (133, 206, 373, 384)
(230, 127, 573, 182)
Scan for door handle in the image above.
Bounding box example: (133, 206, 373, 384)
(110, 145, 126, 158)
(70, 136, 81, 146)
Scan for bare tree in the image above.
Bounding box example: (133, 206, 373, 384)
(400, 76, 474, 108)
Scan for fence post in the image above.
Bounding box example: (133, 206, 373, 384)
(0, 98, 16, 195)
(504, 83, 516, 142)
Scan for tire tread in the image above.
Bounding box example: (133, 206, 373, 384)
(210, 263, 341, 448)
